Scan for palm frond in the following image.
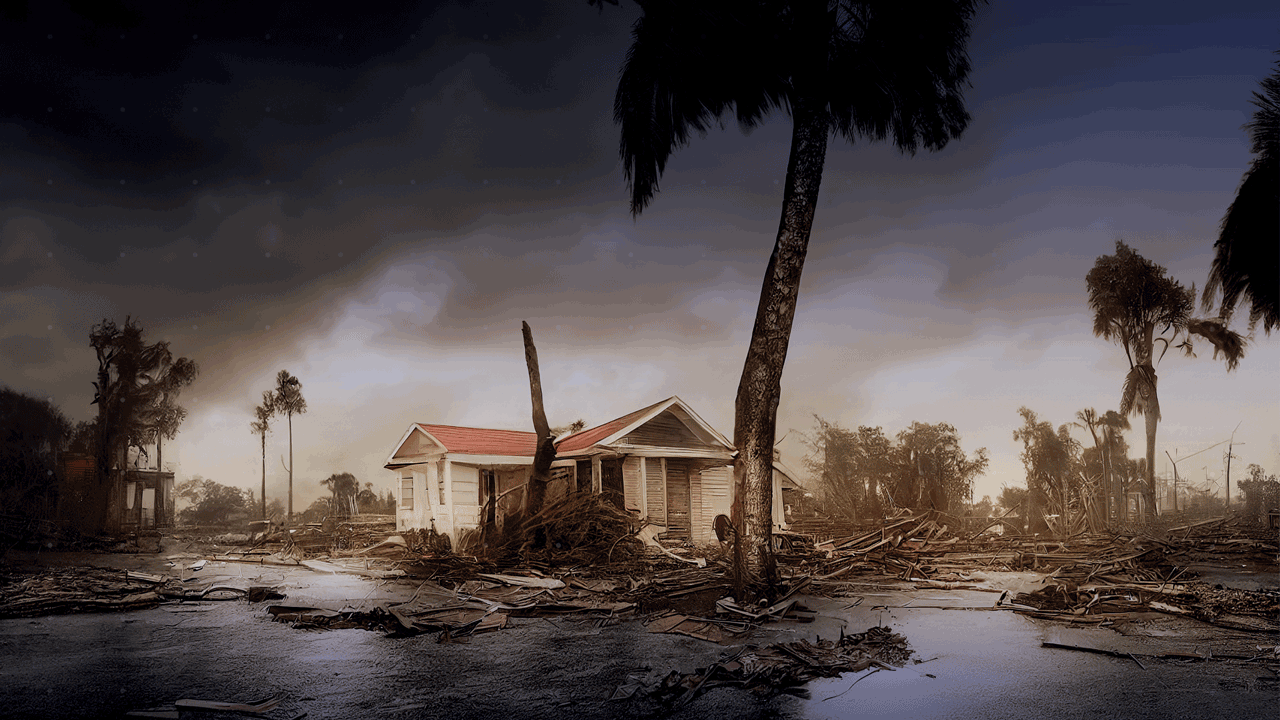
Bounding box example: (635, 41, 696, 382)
(1120, 364, 1159, 422)
(1203, 52, 1279, 334)
(614, 1, 980, 216)
(1184, 318, 1248, 372)
(826, 1, 980, 154)
(615, 2, 787, 216)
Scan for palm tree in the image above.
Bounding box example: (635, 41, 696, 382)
(1086, 241, 1246, 521)
(249, 391, 274, 520)
(612, 0, 981, 594)
(1097, 410, 1131, 521)
(1203, 52, 1278, 335)
(272, 370, 307, 521)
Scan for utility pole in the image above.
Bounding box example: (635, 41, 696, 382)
(1164, 440, 1230, 516)
(1225, 421, 1243, 510)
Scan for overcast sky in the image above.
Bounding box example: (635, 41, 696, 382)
(3, 1, 1277, 512)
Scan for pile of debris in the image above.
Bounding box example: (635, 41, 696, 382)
(1008, 580, 1280, 633)
(614, 625, 912, 707)
(470, 492, 646, 566)
(803, 510, 1256, 587)
(0, 567, 166, 617)
(265, 570, 636, 638)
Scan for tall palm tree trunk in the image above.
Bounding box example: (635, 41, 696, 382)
(1142, 405, 1157, 521)
(287, 412, 293, 521)
(733, 98, 827, 596)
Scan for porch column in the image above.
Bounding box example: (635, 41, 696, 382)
(592, 456, 602, 494)
(639, 457, 649, 518)
(441, 459, 455, 539)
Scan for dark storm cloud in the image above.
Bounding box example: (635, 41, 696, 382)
(3, 1, 629, 209)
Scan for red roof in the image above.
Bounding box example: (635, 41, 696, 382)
(554, 397, 671, 454)
(416, 424, 538, 457)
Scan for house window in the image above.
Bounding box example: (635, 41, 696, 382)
(400, 475, 413, 511)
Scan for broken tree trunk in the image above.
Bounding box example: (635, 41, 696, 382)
(522, 321, 556, 520)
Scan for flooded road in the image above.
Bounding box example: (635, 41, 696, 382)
(1, 564, 1275, 719)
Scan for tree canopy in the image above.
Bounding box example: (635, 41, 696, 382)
(805, 416, 987, 518)
(321, 472, 360, 517)
(176, 476, 252, 526)
(1203, 52, 1279, 335)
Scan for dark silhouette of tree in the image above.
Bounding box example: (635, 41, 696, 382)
(271, 370, 307, 521)
(0, 388, 71, 519)
(249, 391, 274, 520)
(1203, 52, 1279, 335)
(1086, 241, 1246, 521)
(610, 0, 981, 596)
(87, 317, 198, 533)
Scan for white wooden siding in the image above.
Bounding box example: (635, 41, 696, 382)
(699, 465, 733, 543)
(645, 457, 665, 523)
(689, 465, 703, 544)
(451, 464, 480, 530)
(622, 456, 642, 512)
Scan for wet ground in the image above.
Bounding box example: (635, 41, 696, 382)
(1, 546, 1275, 720)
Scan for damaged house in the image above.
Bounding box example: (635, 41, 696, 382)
(384, 396, 800, 545)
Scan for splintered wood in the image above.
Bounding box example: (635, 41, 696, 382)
(614, 625, 912, 707)
(0, 566, 165, 617)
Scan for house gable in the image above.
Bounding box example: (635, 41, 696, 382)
(556, 396, 732, 458)
(618, 410, 718, 451)
(386, 425, 447, 467)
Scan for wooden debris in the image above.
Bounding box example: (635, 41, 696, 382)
(0, 566, 166, 618)
(619, 626, 912, 707)
(174, 695, 282, 715)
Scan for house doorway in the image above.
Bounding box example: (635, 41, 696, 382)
(601, 458, 624, 508)
(663, 460, 691, 539)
